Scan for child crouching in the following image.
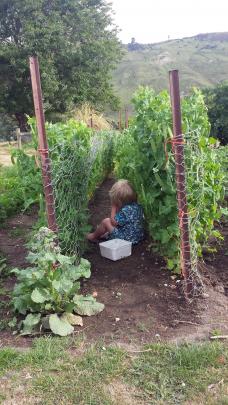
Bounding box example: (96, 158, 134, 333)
(86, 179, 144, 244)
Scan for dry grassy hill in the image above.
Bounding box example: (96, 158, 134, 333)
(113, 32, 228, 106)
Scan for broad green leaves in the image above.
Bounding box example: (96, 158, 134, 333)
(21, 313, 41, 335)
(11, 227, 104, 335)
(73, 295, 105, 316)
(31, 288, 50, 304)
(49, 314, 74, 337)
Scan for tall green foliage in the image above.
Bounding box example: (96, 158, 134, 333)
(29, 119, 115, 257)
(0, 0, 122, 129)
(204, 82, 228, 145)
(114, 87, 226, 271)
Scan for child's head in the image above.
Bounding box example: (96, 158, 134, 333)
(109, 179, 137, 208)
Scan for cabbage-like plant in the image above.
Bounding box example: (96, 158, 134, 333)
(11, 227, 104, 336)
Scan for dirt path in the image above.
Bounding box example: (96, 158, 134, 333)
(83, 178, 228, 344)
(0, 178, 227, 347)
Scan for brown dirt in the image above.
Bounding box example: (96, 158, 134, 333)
(0, 178, 227, 348)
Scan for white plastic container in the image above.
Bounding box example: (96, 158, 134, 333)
(99, 239, 132, 261)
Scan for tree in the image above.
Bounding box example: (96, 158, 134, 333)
(0, 0, 122, 130)
(127, 37, 144, 51)
(204, 82, 228, 145)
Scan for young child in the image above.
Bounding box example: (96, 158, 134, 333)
(87, 179, 144, 244)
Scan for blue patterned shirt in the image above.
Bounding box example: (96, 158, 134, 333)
(109, 202, 144, 244)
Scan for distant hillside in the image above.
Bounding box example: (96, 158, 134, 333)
(113, 33, 228, 106)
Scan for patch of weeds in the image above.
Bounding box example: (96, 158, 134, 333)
(0, 300, 10, 310)
(126, 342, 228, 403)
(211, 329, 223, 337)
(9, 227, 26, 238)
(0, 285, 9, 295)
(0, 319, 10, 331)
(0, 254, 10, 278)
(137, 322, 149, 333)
(0, 348, 23, 375)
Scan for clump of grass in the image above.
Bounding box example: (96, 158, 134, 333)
(72, 103, 112, 130)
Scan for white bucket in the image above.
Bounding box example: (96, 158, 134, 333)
(99, 238, 132, 261)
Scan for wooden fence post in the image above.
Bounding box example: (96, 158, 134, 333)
(29, 56, 57, 232)
(16, 128, 22, 149)
(169, 69, 193, 298)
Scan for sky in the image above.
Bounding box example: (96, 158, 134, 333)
(111, 0, 228, 44)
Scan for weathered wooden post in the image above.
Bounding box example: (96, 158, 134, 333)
(29, 56, 57, 232)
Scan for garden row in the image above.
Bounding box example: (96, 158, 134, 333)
(1, 121, 115, 336)
(114, 88, 227, 271)
(1, 89, 227, 269)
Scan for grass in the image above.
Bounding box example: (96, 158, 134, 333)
(0, 338, 227, 404)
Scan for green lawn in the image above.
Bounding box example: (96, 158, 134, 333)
(0, 337, 227, 404)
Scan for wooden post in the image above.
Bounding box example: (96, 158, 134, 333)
(169, 69, 192, 297)
(125, 108, 129, 129)
(118, 110, 122, 130)
(16, 128, 22, 149)
(29, 56, 57, 232)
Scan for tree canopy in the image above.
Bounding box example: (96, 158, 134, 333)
(204, 82, 228, 145)
(0, 0, 122, 129)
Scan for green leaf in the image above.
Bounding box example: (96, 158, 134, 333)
(167, 259, 175, 270)
(61, 313, 83, 326)
(73, 295, 104, 316)
(52, 278, 73, 294)
(21, 313, 41, 335)
(31, 288, 50, 303)
(49, 314, 74, 336)
(8, 317, 17, 329)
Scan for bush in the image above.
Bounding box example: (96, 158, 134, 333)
(203, 82, 228, 145)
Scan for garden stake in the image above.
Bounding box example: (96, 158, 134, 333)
(169, 69, 193, 298)
(29, 56, 57, 232)
(118, 110, 122, 130)
(125, 108, 129, 129)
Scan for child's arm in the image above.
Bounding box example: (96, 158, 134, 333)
(110, 205, 118, 226)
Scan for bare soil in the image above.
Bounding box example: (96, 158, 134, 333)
(0, 178, 227, 348)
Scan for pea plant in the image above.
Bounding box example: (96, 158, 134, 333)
(114, 87, 226, 271)
(23, 119, 115, 257)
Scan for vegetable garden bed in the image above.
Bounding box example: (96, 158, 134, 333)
(0, 178, 227, 347)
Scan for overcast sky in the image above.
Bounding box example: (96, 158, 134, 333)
(111, 0, 228, 44)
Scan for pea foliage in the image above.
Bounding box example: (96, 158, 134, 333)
(114, 87, 226, 271)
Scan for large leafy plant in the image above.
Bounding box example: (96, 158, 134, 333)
(114, 87, 226, 271)
(11, 227, 104, 336)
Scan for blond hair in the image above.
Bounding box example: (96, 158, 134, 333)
(109, 180, 137, 208)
